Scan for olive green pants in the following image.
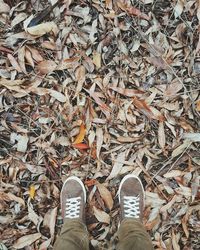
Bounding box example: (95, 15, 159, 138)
(54, 218, 153, 250)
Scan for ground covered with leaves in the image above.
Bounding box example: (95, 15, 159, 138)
(0, 0, 200, 249)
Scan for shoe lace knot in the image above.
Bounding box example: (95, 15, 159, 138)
(124, 196, 140, 218)
(65, 197, 81, 218)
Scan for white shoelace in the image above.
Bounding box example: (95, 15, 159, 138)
(65, 197, 81, 219)
(124, 196, 140, 218)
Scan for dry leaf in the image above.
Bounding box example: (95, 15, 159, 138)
(158, 121, 165, 149)
(7, 54, 22, 72)
(73, 123, 86, 144)
(26, 21, 58, 36)
(117, 2, 150, 20)
(107, 151, 126, 180)
(17, 135, 29, 153)
(147, 57, 167, 69)
(93, 52, 101, 69)
(72, 143, 90, 149)
(174, 0, 184, 18)
(18, 46, 27, 74)
(96, 127, 103, 159)
(49, 90, 67, 103)
(172, 229, 180, 250)
(37, 60, 57, 74)
(183, 133, 200, 142)
(93, 206, 110, 224)
(13, 233, 41, 249)
(197, 0, 200, 22)
(0, 0, 10, 13)
(43, 207, 57, 241)
(133, 97, 162, 121)
(172, 140, 191, 158)
(97, 183, 113, 210)
(109, 86, 144, 97)
(29, 185, 36, 199)
(75, 65, 85, 97)
(196, 99, 200, 111)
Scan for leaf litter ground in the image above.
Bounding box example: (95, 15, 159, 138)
(0, 0, 200, 249)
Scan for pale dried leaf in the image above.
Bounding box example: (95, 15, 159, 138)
(158, 121, 165, 149)
(17, 135, 29, 153)
(93, 206, 110, 224)
(107, 151, 126, 180)
(13, 233, 41, 249)
(0, 0, 10, 13)
(26, 22, 58, 36)
(49, 90, 67, 103)
(183, 133, 200, 142)
(174, 0, 184, 18)
(172, 140, 191, 158)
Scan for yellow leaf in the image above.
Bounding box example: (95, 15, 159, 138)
(73, 123, 86, 144)
(29, 185, 36, 199)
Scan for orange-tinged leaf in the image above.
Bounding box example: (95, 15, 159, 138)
(72, 143, 90, 150)
(132, 97, 154, 119)
(73, 123, 86, 144)
(29, 185, 36, 199)
(84, 179, 97, 187)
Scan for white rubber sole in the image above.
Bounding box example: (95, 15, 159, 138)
(61, 176, 87, 202)
(118, 174, 145, 205)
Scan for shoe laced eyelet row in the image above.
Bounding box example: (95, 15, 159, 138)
(65, 197, 81, 219)
(123, 196, 140, 218)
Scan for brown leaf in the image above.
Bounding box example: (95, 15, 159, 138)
(75, 65, 85, 97)
(18, 46, 27, 74)
(117, 1, 150, 20)
(7, 54, 22, 72)
(132, 97, 163, 121)
(147, 57, 167, 69)
(37, 60, 57, 74)
(109, 86, 144, 97)
(96, 183, 113, 210)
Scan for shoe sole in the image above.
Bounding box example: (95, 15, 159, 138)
(61, 176, 87, 202)
(118, 174, 145, 205)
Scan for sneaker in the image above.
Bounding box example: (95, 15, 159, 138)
(118, 174, 145, 222)
(61, 176, 86, 222)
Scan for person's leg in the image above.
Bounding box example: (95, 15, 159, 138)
(117, 218, 153, 250)
(54, 219, 89, 250)
(54, 176, 89, 250)
(117, 174, 153, 250)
